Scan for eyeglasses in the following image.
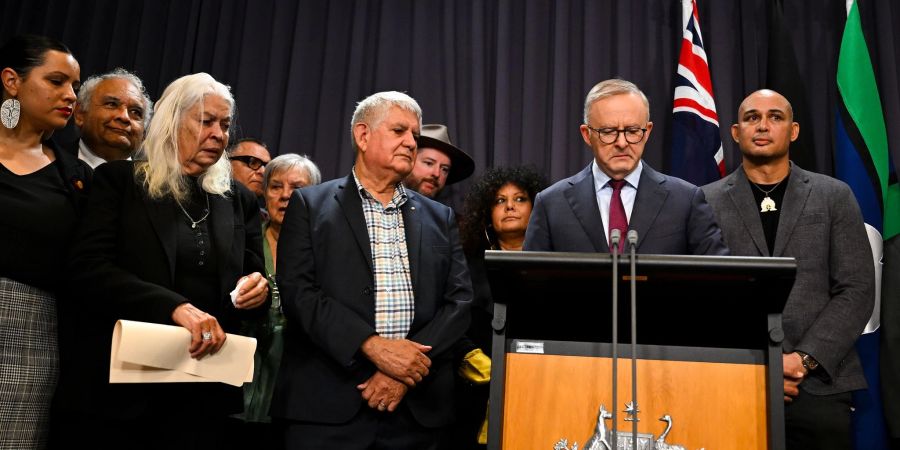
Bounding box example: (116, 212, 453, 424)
(585, 125, 647, 144)
(229, 155, 267, 171)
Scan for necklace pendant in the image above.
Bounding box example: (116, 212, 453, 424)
(191, 222, 197, 229)
(760, 196, 777, 212)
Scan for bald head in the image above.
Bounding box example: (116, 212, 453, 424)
(737, 89, 794, 121)
(731, 89, 799, 166)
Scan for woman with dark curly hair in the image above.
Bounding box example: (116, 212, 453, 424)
(445, 166, 546, 450)
(460, 166, 547, 254)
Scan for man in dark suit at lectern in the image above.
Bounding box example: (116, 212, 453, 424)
(524, 78, 728, 256)
(702, 89, 874, 450)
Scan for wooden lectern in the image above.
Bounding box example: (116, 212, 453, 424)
(485, 252, 796, 450)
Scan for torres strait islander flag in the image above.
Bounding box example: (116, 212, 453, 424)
(670, 0, 724, 186)
(834, 1, 897, 449)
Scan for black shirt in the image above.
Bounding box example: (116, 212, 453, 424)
(0, 161, 77, 291)
(172, 179, 222, 317)
(749, 171, 791, 256)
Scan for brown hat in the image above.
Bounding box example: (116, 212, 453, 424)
(416, 124, 475, 185)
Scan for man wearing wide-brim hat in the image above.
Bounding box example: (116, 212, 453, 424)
(405, 124, 475, 198)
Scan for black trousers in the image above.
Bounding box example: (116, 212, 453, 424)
(784, 389, 852, 450)
(50, 413, 234, 450)
(280, 404, 444, 450)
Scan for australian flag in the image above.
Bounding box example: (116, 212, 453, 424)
(670, 0, 724, 186)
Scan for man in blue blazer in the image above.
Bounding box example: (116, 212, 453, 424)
(524, 78, 728, 255)
(272, 91, 472, 448)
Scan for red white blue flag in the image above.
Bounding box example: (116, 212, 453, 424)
(670, 0, 724, 186)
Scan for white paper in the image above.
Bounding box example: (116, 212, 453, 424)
(109, 320, 256, 387)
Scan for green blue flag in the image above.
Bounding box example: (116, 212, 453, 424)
(834, 1, 899, 448)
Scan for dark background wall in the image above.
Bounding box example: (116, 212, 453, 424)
(2, 0, 898, 209)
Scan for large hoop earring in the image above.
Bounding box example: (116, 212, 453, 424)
(1, 98, 20, 129)
(484, 227, 497, 250)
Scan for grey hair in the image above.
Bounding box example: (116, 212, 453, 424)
(77, 68, 153, 128)
(134, 72, 234, 202)
(583, 78, 650, 124)
(264, 153, 322, 188)
(349, 91, 422, 152)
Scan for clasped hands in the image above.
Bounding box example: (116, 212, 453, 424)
(171, 272, 268, 359)
(783, 352, 806, 403)
(357, 335, 432, 413)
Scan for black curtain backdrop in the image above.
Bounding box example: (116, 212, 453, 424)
(1, 0, 898, 210)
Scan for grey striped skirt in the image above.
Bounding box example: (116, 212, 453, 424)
(0, 277, 58, 449)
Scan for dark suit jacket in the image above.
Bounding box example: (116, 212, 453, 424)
(271, 174, 472, 428)
(702, 164, 874, 394)
(58, 160, 266, 420)
(524, 162, 728, 255)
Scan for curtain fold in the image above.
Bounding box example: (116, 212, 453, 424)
(1, 0, 898, 210)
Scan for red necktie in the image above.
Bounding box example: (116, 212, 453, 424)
(608, 179, 628, 253)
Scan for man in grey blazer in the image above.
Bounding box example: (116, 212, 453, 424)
(702, 89, 874, 450)
(524, 78, 728, 255)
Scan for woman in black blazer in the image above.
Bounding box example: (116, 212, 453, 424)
(57, 73, 268, 448)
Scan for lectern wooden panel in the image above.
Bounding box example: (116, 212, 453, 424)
(485, 252, 796, 450)
(502, 353, 767, 450)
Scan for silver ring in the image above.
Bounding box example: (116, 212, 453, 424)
(202, 331, 213, 341)
(378, 402, 386, 411)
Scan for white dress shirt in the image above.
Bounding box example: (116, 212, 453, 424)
(592, 159, 643, 242)
(77, 140, 131, 169)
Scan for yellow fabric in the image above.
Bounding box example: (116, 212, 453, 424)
(478, 402, 489, 444)
(458, 348, 491, 384)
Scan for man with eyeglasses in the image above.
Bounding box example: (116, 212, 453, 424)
(228, 138, 272, 201)
(524, 78, 727, 256)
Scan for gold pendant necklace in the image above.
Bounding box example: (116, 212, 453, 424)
(751, 179, 784, 212)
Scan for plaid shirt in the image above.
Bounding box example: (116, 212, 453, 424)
(353, 169, 415, 339)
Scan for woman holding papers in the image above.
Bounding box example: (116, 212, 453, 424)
(57, 73, 268, 448)
(0, 35, 89, 448)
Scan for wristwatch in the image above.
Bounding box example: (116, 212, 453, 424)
(797, 351, 819, 372)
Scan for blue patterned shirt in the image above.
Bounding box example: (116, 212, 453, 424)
(353, 168, 415, 339)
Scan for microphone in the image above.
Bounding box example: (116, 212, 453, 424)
(609, 227, 621, 445)
(610, 228, 622, 254)
(626, 229, 639, 448)
(627, 230, 638, 252)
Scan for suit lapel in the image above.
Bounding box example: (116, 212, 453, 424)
(725, 169, 770, 256)
(144, 192, 178, 283)
(773, 164, 812, 257)
(210, 191, 234, 294)
(564, 165, 608, 252)
(629, 165, 667, 252)
(402, 194, 421, 293)
(336, 175, 374, 273)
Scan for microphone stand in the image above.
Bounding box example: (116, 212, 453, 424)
(609, 228, 621, 448)
(627, 230, 639, 449)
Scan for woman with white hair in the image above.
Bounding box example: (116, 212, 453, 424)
(59, 73, 268, 446)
